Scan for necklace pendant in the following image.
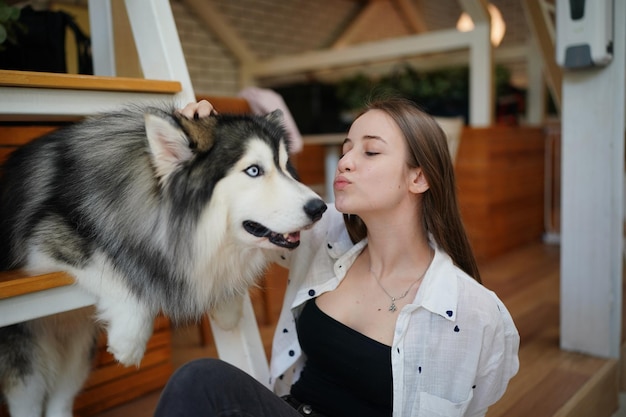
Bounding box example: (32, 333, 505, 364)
(389, 302, 397, 312)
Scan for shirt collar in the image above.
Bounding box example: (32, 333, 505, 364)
(323, 231, 461, 322)
(412, 244, 459, 322)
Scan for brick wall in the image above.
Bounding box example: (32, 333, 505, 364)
(211, 0, 359, 59)
(172, 1, 240, 96)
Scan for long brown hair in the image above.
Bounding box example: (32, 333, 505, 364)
(343, 97, 481, 283)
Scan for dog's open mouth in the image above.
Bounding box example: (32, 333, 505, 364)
(243, 221, 301, 249)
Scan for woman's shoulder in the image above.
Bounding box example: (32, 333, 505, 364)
(429, 249, 513, 329)
(434, 251, 501, 306)
(455, 270, 516, 333)
(420, 248, 506, 322)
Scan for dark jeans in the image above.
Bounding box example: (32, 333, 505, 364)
(154, 358, 303, 417)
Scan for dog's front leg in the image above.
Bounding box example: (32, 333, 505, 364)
(210, 295, 244, 330)
(96, 297, 155, 367)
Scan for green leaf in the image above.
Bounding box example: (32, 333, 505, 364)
(0, 6, 10, 22)
(0, 1, 20, 22)
(8, 5, 19, 20)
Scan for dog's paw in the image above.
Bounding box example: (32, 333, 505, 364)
(106, 336, 148, 367)
(104, 315, 154, 367)
(211, 297, 244, 330)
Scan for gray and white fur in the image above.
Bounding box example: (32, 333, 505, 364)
(0, 104, 326, 417)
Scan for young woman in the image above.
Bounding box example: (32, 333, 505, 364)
(155, 97, 519, 417)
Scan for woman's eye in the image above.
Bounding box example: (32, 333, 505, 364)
(365, 151, 379, 156)
(245, 165, 263, 177)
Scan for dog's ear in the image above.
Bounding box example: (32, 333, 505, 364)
(175, 115, 217, 153)
(264, 109, 284, 124)
(144, 113, 194, 182)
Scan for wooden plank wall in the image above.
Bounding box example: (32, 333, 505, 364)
(455, 125, 546, 261)
(0, 124, 67, 164)
(74, 317, 173, 417)
(291, 143, 327, 187)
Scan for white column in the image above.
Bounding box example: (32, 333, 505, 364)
(467, 24, 494, 126)
(525, 38, 546, 125)
(559, 0, 625, 358)
(88, 0, 116, 76)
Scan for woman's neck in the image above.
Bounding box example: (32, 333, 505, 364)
(365, 219, 432, 279)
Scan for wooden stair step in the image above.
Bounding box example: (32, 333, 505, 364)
(0, 70, 181, 94)
(0, 269, 75, 299)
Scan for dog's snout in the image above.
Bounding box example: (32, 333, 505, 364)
(304, 198, 327, 222)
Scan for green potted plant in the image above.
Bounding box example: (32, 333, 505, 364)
(335, 63, 513, 122)
(0, 1, 24, 51)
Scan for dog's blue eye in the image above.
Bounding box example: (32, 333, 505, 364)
(245, 165, 263, 177)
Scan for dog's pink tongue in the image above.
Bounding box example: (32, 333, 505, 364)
(287, 231, 301, 243)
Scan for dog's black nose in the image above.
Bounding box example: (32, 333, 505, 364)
(304, 198, 327, 222)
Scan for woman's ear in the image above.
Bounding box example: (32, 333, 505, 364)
(409, 167, 430, 194)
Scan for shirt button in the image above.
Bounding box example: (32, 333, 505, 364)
(302, 405, 313, 415)
(308, 289, 316, 296)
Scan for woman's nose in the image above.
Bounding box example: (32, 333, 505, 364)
(337, 152, 353, 172)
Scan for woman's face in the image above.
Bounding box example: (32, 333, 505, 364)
(333, 109, 419, 216)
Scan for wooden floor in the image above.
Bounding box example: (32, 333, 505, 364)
(90, 241, 620, 417)
(479, 242, 618, 417)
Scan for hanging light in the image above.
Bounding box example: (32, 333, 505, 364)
(456, 3, 506, 47)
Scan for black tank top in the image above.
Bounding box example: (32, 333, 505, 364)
(290, 299, 392, 417)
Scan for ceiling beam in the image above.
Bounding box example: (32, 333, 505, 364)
(393, 0, 428, 33)
(331, 1, 386, 49)
(332, 0, 427, 49)
(248, 28, 472, 78)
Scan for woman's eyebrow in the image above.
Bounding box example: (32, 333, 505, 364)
(363, 134, 387, 143)
(343, 135, 387, 145)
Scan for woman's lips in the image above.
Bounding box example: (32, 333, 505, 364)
(333, 176, 350, 191)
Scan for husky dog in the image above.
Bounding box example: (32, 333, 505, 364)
(0, 105, 326, 417)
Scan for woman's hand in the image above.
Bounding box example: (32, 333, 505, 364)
(178, 100, 216, 119)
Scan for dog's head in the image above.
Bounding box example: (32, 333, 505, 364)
(143, 107, 326, 251)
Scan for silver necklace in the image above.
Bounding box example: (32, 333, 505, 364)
(370, 253, 433, 312)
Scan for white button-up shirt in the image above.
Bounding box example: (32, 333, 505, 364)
(269, 205, 519, 417)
